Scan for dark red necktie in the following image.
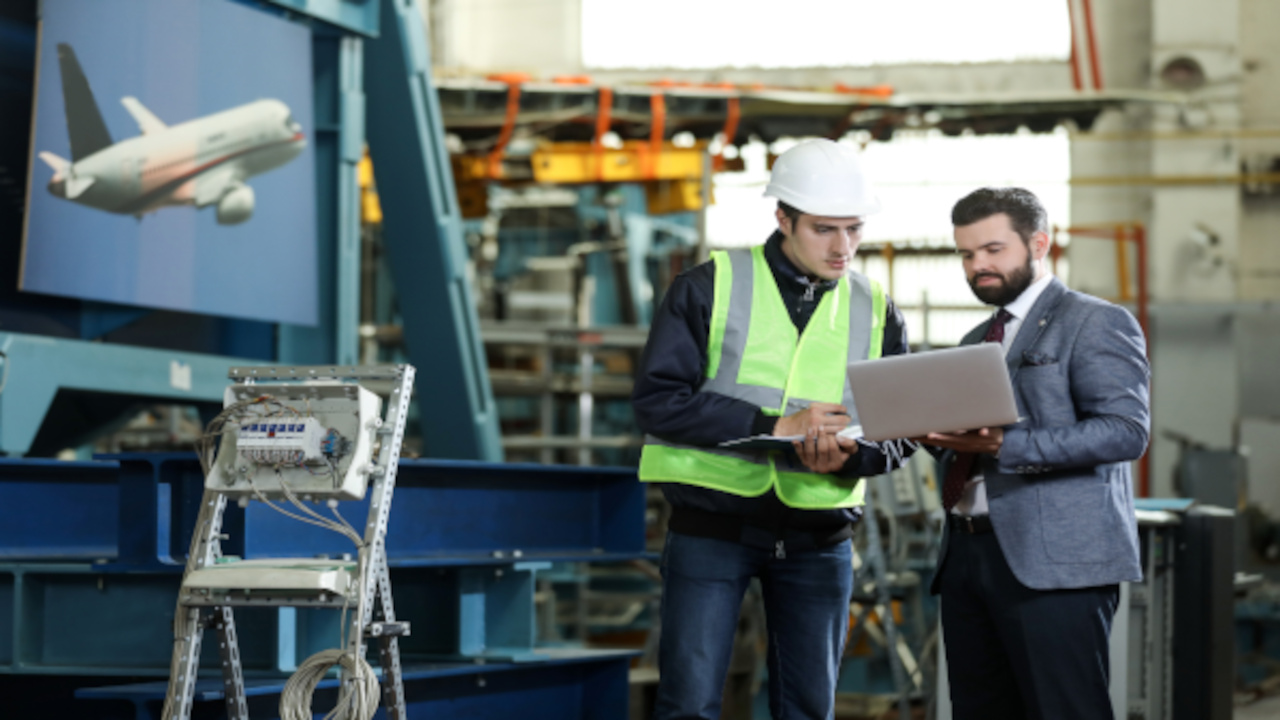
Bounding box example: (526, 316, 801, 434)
(940, 308, 1014, 512)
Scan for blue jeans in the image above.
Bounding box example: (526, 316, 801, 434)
(654, 531, 854, 720)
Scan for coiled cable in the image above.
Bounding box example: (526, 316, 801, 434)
(279, 648, 379, 720)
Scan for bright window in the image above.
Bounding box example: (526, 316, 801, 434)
(583, 0, 1070, 69)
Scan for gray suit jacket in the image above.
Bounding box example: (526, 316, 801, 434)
(931, 277, 1149, 592)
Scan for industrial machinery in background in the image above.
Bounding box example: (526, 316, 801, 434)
(1161, 426, 1280, 706)
(358, 150, 703, 467)
(840, 451, 943, 720)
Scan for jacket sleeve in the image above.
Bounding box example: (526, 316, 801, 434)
(841, 296, 914, 477)
(632, 265, 767, 447)
(997, 303, 1151, 472)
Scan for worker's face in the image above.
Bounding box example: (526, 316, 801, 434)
(954, 213, 1048, 306)
(777, 210, 863, 281)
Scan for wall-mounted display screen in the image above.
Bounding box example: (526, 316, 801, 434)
(21, 0, 318, 326)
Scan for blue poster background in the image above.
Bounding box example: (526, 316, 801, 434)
(22, 0, 318, 326)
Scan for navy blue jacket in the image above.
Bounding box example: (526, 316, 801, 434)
(633, 232, 911, 532)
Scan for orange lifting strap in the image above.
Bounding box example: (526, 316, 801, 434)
(486, 73, 529, 179)
(713, 97, 740, 172)
(642, 92, 667, 180)
(592, 86, 614, 182)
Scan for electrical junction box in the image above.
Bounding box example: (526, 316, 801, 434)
(205, 381, 383, 500)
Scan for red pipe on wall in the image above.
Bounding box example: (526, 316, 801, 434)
(1066, 0, 1084, 90)
(1080, 0, 1105, 90)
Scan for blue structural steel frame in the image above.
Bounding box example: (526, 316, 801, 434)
(261, 0, 380, 37)
(0, 453, 643, 717)
(0, 335, 256, 459)
(2, 0, 504, 460)
(363, 0, 503, 462)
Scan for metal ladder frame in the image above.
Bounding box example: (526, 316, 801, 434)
(160, 364, 416, 720)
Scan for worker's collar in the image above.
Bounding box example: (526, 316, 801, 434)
(764, 232, 840, 293)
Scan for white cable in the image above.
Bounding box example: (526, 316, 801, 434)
(279, 648, 379, 720)
(327, 498, 363, 544)
(247, 475, 364, 548)
(856, 436, 920, 473)
(276, 475, 365, 548)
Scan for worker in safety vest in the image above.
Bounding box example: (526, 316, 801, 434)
(633, 139, 912, 720)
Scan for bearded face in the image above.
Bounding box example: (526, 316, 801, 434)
(954, 213, 1044, 307)
(967, 246, 1035, 306)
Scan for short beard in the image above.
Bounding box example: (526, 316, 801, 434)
(969, 254, 1035, 306)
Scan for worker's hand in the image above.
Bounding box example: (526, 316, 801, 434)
(773, 402, 850, 439)
(923, 427, 1004, 455)
(793, 432, 859, 474)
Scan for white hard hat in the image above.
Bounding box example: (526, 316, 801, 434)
(763, 139, 881, 217)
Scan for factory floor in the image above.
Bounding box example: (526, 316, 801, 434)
(1236, 691, 1280, 719)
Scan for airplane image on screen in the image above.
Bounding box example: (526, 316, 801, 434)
(37, 43, 305, 225)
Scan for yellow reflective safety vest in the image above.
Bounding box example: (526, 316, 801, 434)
(639, 244, 887, 509)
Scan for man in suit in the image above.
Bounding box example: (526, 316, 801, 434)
(924, 187, 1150, 719)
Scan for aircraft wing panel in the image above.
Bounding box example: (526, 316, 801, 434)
(121, 97, 168, 135)
(194, 166, 239, 207)
(65, 175, 95, 200)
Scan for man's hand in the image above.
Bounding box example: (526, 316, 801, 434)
(922, 427, 1004, 455)
(773, 402, 850, 438)
(793, 433, 860, 474)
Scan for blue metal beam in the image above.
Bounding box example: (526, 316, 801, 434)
(0, 333, 257, 456)
(262, 0, 381, 38)
(363, 0, 502, 461)
(0, 458, 119, 560)
(0, 453, 644, 567)
(0, 454, 645, 686)
(278, 33, 362, 366)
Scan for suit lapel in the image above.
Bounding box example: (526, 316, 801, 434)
(1006, 277, 1066, 379)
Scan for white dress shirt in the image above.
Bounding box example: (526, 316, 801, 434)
(953, 272, 1054, 517)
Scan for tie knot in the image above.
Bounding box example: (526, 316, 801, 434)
(984, 309, 1013, 343)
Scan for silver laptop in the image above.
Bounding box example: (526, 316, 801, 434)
(846, 343, 1019, 442)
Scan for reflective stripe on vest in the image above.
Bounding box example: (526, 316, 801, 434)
(639, 245, 887, 509)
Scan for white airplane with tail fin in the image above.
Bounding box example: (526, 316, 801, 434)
(39, 43, 305, 225)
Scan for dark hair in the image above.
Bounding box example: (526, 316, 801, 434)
(778, 200, 802, 229)
(950, 187, 1048, 245)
